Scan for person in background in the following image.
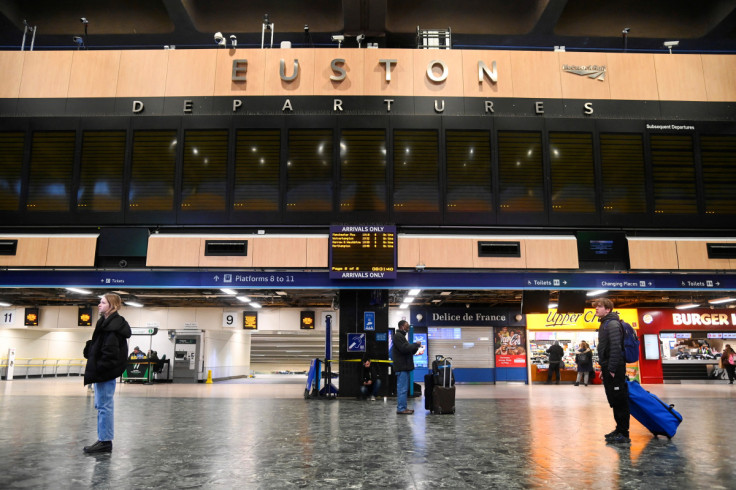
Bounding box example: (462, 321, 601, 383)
(129, 346, 145, 359)
(82, 293, 131, 454)
(722, 344, 736, 384)
(359, 357, 382, 400)
(574, 341, 594, 386)
(594, 297, 630, 444)
(391, 320, 422, 415)
(545, 341, 564, 384)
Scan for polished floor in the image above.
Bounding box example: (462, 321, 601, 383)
(1, 377, 735, 489)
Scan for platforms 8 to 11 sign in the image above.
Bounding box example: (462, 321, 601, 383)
(329, 225, 397, 279)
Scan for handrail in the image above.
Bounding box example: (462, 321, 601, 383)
(0, 357, 87, 379)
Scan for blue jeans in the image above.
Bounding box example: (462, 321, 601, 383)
(94, 378, 116, 441)
(360, 379, 382, 398)
(396, 371, 409, 412)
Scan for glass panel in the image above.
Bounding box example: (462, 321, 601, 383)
(339, 129, 387, 212)
(701, 135, 736, 215)
(78, 131, 126, 212)
(287, 129, 333, 212)
(599, 133, 647, 214)
(393, 130, 439, 212)
(27, 131, 75, 212)
(549, 132, 595, 214)
(497, 131, 543, 213)
(234, 129, 280, 212)
(181, 129, 228, 211)
(129, 130, 177, 212)
(446, 130, 492, 213)
(651, 134, 697, 214)
(0, 132, 25, 211)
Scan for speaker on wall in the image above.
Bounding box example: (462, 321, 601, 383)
(522, 290, 550, 314)
(557, 290, 588, 313)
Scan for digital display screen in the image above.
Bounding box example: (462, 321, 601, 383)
(707, 333, 723, 339)
(576, 231, 628, 262)
(428, 327, 462, 340)
(723, 333, 736, 339)
(243, 312, 258, 330)
(675, 333, 692, 339)
(413, 333, 428, 368)
(643, 334, 660, 360)
(329, 225, 396, 279)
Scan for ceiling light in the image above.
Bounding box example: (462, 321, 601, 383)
(431, 299, 442, 303)
(403, 297, 415, 304)
(0, 301, 11, 307)
(548, 303, 558, 309)
(220, 288, 237, 295)
(66, 287, 92, 295)
(275, 291, 287, 296)
(236, 296, 251, 303)
(675, 303, 699, 310)
(399, 303, 409, 309)
(407, 289, 421, 296)
(708, 297, 736, 305)
(250, 302, 262, 308)
(124, 301, 143, 308)
(440, 291, 452, 296)
(586, 289, 608, 297)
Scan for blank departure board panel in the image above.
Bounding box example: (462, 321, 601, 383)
(27, 131, 75, 212)
(599, 133, 647, 214)
(0, 132, 24, 211)
(446, 130, 492, 213)
(129, 130, 177, 212)
(497, 131, 544, 213)
(329, 225, 396, 279)
(234, 129, 280, 212)
(393, 130, 439, 212)
(339, 129, 387, 212)
(79, 131, 126, 212)
(701, 134, 736, 214)
(181, 129, 228, 211)
(651, 134, 697, 214)
(287, 129, 333, 212)
(549, 132, 595, 214)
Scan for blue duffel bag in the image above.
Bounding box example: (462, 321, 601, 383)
(627, 379, 683, 439)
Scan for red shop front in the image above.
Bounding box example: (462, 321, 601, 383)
(638, 308, 736, 384)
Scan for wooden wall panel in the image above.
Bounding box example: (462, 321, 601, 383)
(214, 49, 266, 96)
(628, 239, 679, 270)
(654, 54, 708, 101)
(19, 51, 73, 98)
(0, 236, 48, 266)
(146, 235, 201, 267)
(558, 52, 611, 100)
(313, 49, 365, 96)
(197, 237, 253, 268)
(306, 237, 328, 267)
(461, 50, 514, 98)
(412, 49, 464, 97)
(68, 51, 121, 98)
(165, 50, 217, 97)
(46, 236, 97, 267)
(263, 50, 315, 96)
(363, 49, 414, 96)
(116, 50, 168, 97)
(418, 238, 474, 268)
(0, 52, 24, 98)
(251, 237, 308, 267)
(472, 239, 526, 268)
(525, 238, 579, 269)
(701, 55, 736, 102)
(676, 240, 733, 270)
(606, 53, 659, 101)
(510, 51, 563, 99)
(397, 236, 421, 268)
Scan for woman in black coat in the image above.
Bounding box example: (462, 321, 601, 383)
(82, 293, 131, 453)
(574, 340, 594, 386)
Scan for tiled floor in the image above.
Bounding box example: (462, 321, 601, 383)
(1, 377, 735, 489)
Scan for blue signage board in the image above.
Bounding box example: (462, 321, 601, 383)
(376, 332, 387, 342)
(347, 333, 366, 352)
(364, 311, 375, 331)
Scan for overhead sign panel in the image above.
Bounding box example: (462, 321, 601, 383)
(329, 225, 396, 279)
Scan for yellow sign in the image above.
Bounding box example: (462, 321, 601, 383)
(527, 308, 639, 330)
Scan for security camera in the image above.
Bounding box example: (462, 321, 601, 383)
(230, 34, 237, 48)
(80, 17, 88, 24)
(415, 264, 425, 272)
(73, 36, 83, 45)
(356, 33, 365, 48)
(214, 31, 225, 46)
(663, 40, 679, 47)
(331, 35, 344, 42)
(622, 27, 630, 34)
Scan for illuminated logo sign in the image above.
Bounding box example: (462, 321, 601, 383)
(243, 312, 258, 330)
(78, 307, 93, 327)
(25, 308, 39, 326)
(562, 64, 606, 81)
(300, 311, 315, 330)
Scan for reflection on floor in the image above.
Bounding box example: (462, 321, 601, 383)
(1, 378, 734, 488)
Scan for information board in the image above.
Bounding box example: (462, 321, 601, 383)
(329, 225, 396, 279)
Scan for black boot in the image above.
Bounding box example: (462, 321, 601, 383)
(83, 440, 112, 453)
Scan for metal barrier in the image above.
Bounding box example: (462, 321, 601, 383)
(0, 358, 87, 379)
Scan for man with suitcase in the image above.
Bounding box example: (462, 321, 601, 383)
(594, 297, 631, 444)
(391, 320, 422, 415)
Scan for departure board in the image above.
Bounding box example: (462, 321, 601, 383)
(329, 225, 397, 279)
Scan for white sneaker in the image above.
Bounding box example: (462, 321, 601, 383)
(370, 396, 376, 401)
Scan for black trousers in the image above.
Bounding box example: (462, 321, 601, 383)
(725, 364, 736, 383)
(547, 361, 561, 381)
(602, 363, 630, 436)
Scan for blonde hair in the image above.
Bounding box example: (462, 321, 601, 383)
(103, 293, 122, 316)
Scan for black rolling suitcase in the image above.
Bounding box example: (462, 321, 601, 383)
(432, 356, 455, 387)
(430, 356, 456, 414)
(424, 374, 435, 411)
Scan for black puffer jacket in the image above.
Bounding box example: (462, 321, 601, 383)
(391, 329, 420, 372)
(597, 311, 623, 373)
(83, 311, 132, 385)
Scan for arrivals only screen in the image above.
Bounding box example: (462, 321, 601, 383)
(329, 225, 397, 279)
